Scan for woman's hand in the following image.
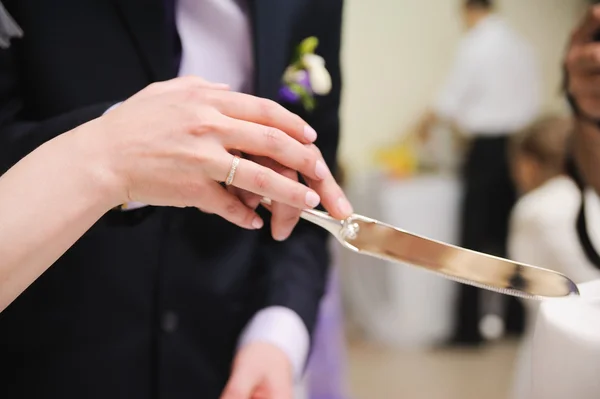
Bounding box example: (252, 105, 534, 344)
(85, 76, 351, 231)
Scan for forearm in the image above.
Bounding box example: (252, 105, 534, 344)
(239, 224, 328, 381)
(259, 219, 330, 328)
(418, 109, 440, 135)
(0, 119, 118, 311)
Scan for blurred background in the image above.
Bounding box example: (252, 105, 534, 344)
(304, 0, 595, 398)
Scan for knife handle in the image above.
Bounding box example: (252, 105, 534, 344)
(260, 197, 346, 237)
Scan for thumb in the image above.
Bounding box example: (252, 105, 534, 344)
(220, 365, 259, 399)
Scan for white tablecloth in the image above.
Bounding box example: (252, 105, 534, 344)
(341, 172, 463, 348)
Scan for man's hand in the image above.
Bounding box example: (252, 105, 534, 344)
(220, 342, 294, 399)
(229, 148, 352, 241)
(416, 110, 437, 143)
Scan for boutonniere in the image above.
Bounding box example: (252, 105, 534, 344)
(279, 36, 332, 112)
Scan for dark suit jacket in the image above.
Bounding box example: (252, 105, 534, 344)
(0, 1, 343, 398)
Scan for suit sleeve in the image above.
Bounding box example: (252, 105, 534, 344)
(0, 36, 112, 173)
(259, 0, 344, 338)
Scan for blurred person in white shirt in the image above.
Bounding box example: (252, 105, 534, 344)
(508, 116, 600, 399)
(419, 0, 541, 345)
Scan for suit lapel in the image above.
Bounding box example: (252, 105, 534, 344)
(111, 0, 305, 92)
(251, 0, 306, 99)
(111, 0, 174, 81)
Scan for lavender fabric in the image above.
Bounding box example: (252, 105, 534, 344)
(306, 243, 349, 399)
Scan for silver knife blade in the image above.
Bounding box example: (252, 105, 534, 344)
(261, 198, 580, 299)
(340, 214, 579, 299)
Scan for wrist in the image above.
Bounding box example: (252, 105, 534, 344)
(238, 307, 309, 381)
(66, 119, 129, 210)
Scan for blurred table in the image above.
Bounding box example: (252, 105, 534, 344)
(341, 171, 463, 348)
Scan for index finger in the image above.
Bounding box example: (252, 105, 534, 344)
(572, 5, 600, 45)
(254, 159, 301, 241)
(207, 91, 318, 145)
(303, 145, 354, 220)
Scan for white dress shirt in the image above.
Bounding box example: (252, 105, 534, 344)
(113, 0, 310, 381)
(434, 15, 540, 136)
(176, 0, 254, 93)
(508, 176, 600, 399)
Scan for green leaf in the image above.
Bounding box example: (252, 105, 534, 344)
(290, 37, 319, 68)
(299, 90, 316, 112)
(289, 82, 307, 96)
(299, 36, 319, 56)
(302, 97, 316, 112)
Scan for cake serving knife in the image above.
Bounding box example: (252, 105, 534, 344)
(262, 199, 580, 299)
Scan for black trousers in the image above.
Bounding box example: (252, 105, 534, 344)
(452, 135, 524, 344)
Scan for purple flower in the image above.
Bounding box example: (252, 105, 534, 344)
(296, 70, 312, 92)
(278, 86, 300, 103)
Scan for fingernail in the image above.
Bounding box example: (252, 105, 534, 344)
(304, 125, 318, 142)
(337, 197, 354, 216)
(252, 217, 264, 229)
(315, 160, 330, 180)
(305, 191, 321, 208)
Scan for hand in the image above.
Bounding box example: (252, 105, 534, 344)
(86, 76, 350, 230)
(566, 5, 600, 121)
(231, 147, 350, 241)
(416, 110, 436, 143)
(227, 157, 301, 241)
(221, 342, 294, 399)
